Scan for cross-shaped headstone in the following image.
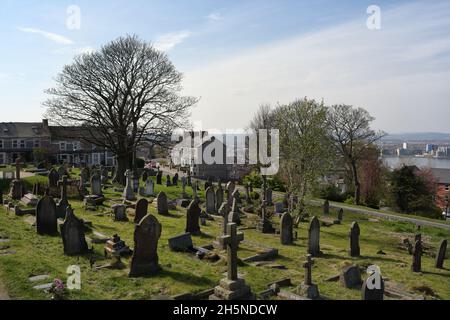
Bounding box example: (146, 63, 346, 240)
(219, 223, 244, 281)
(15, 157, 22, 180)
(58, 175, 69, 200)
(303, 254, 314, 286)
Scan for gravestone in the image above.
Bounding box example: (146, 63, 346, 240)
(101, 167, 109, 184)
(140, 179, 154, 197)
(218, 202, 229, 217)
(123, 170, 136, 201)
(134, 199, 149, 224)
(9, 158, 24, 200)
(187, 171, 192, 186)
(80, 167, 90, 185)
(334, 208, 344, 224)
(215, 185, 224, 212)
(186, 200, 201, 235)
(172, 173, 179, 186)
(129, 214, 162, 277)
(166, 175, 172, 187)
(308, 216, 321, 257)
(169, 233, 194, 251)
(56, 176, 70, 219)
(210, 223, 255, 300)
(340, 265, 362, 288)
(48, 168, 60, 188)
(323, 200, 330, 215)
(435, 239, 447, 269)
(90, 173, 103, 196)
(280, 212, 294, 245)
(205, 187, 216, 214)
(132, 172, 140, 193)
(245, 183, 252, 203)
(275, 202, 285, 214)
(112, 204, 128, 222)
(214, 212, 229, 250)
(36, 193, 57, 235)
(156, 171, 162, 185)
(156, 192, 169, 215)
(297, 254, 320, 299)
(192, 181, 198, 199)
(142, 170, 148, 183)
(60, 206, 88, 256)
(412, 240, 422, 272)
(232, 190, 241, 205)
(32, 183, 40, 196)
(229, 198, 241, 225)
(349, 221, 360, 257)
(226, 181, 235, 207)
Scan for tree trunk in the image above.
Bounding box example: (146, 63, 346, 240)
(115, 154, 131, 186)
(351, 160, 361, 205)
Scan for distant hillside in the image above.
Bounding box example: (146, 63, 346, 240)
(382, 132, 450, 142)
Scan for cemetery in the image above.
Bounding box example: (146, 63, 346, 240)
(0, 162, 448, 300)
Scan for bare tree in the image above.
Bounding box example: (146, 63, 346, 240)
(44, 35, 197, 184)
(327, 105, 385, 205)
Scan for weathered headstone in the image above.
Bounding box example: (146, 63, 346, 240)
(56, 175, 70, 219)
(435, 239, 447, 269)
(266, 187, 273, 206)
(215, 185, 224, 212)
(186, 200, 201, 235)
(229, 198, 241, 225)
(205, 187, 216, 215)
(323, 200, 330, 215)
(334, 208, 344, 224)
(169, 233, 193, 251)
(349, 221, 360, 257)
(156, 171, 162, 185)
(210, 223, 255, 300)
(48, 168, 60, 188)
(90, 173, 103, 196)
(134, 199, 149, 224)
(340, 265, 362, 288)
(297, 254, 320, 299)
(9, 157, 24, 200)
(36, 192, 57, 235)
(412, 240, 422, 272)
(226, 181, 235, 207)
(80, 167, 90, 185)
(129, 214, 162, 277)
(280, 212, 294, 245)
(156, 192, 169, 215)
(112, 204, 128, 222)
(60, 206, 88, 256)
(308, 216, 321, 257)
(166, 175, 172, 187)
(123, 169, 136, 201)
(172, 173, 179, 186)
(140, 179, 154, 197)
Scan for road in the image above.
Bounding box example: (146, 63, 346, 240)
(309, 199, 450, 231)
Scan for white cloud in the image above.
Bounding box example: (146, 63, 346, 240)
(207, 12, 223, 22)
(18, 27, 74, 45)
(154, 30, 192, 52)
(182, 1, 450, 133)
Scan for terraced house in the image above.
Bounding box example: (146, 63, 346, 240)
(0, 119, 116, 166)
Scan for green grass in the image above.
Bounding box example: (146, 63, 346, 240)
(0, 175, 449, 300)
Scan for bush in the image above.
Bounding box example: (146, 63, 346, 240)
(344, 196, 355, 205)
(319, 184, 346, 202)
(242, 171, 286, 192)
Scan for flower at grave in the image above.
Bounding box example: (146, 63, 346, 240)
(50, 278, 67, 300)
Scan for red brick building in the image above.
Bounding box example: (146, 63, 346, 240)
(431, 168, 450, 212)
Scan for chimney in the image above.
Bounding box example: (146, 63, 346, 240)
(42, 119, 49, 128)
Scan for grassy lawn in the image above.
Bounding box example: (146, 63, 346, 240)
(0, 174, 449, 300)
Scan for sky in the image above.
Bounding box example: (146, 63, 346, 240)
(0, 0, 449, 133)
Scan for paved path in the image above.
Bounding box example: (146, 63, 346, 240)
(308, 199, 450, 231)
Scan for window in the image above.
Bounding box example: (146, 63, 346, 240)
(0, 153, 5, 164)
(12, 140, 18, 148)
(34, 140, 40, 148)
(60, 142, 66, 151)
(0, 140, 3, 149)
(446, 184, 449, 192)
(20, 140, 25, 148)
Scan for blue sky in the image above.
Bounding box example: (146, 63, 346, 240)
(1, 0, 449, 133)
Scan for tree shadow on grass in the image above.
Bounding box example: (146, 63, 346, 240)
(194, 232, 214, 240)
(159, 269, 217, 287)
